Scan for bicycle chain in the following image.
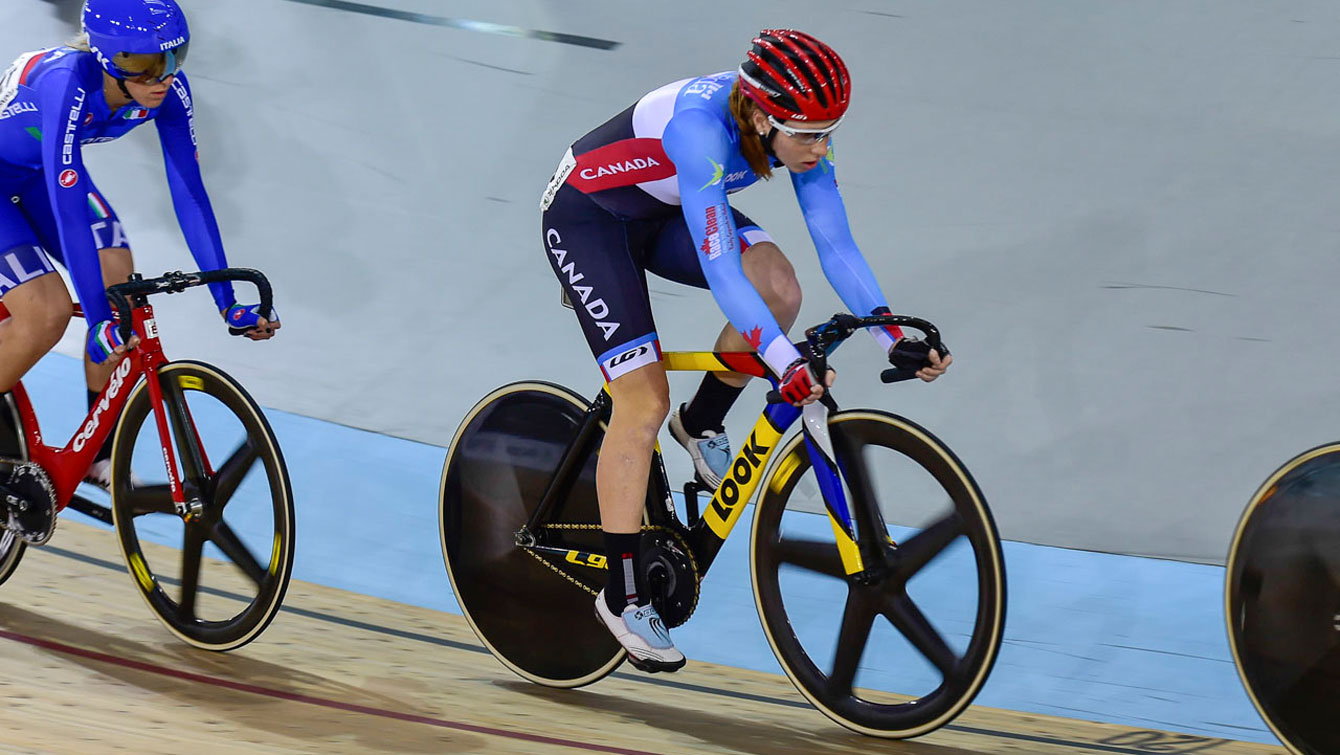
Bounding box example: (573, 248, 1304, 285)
(524, 522, 702, 626)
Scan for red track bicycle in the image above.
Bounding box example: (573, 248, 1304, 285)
(0, 268, 294, 650)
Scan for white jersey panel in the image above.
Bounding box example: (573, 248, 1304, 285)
(631, 78, 691, 205)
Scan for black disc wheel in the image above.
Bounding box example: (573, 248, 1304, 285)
(0, 392, 28, 586)
(751, 410, 1006, 738)
(1227, 443, 1340, 755)
(110, 361, 294, 651)
(441, 382, 635, 688)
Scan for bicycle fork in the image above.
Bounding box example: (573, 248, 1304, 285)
(800, 401, 878, 579)
(135, 311, 210, 522)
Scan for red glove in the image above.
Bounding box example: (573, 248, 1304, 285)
(779, 358, 819, 406)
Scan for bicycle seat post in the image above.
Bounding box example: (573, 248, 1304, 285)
(682, 481, 702, 528)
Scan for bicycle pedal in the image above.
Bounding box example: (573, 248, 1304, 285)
(625, 653, 685, 674)
(1, 463, 56, 546)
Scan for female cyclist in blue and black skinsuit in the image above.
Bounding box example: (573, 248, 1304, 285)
(0, 0, 277, 486)
(540, 29, 952, 672)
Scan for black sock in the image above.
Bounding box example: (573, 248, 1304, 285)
(681, 373, 745, 436)
(603, 531, 645, 613)
(87, 388, 113, 463)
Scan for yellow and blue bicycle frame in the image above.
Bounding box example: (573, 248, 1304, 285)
(521, 350, 865, 577)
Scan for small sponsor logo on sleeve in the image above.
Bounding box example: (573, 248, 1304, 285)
(699, 203, 729, 260)
(700, 157, 724, 190)
(171, 78, 197, 146)
(58, 169, 78, 188)
(61, 87, 86, 166)
(682, 76, 725, 100)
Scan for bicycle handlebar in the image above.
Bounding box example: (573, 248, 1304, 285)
(106, 268, 273, 344)
(764, 313, 948, 404)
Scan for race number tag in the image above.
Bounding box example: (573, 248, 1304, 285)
(540, 148, 576, 212)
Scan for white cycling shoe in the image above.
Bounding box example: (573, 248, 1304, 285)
(669, 405, 731, 491)
(594, 590, 686, 673)
(83, 459, 144, 491)
(83, 459, 114, 490)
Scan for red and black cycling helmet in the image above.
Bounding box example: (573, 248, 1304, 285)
(738, 29, 850, 122)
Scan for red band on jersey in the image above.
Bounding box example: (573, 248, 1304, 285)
(568, 138, 675, 193)
(18, 52, 48, 86)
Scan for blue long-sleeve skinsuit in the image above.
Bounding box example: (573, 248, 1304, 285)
(0, 46, 233, 327)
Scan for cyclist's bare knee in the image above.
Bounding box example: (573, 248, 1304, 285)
(773, 272, 803, 324)
(5, 274, 72, 352)
(607, 363, 670, 441)
(743, 242, 802, 323)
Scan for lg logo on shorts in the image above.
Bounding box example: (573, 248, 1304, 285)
(600, 337, 660, 381)
(58, 169, 78, 188)
(609, 346, 647, 368)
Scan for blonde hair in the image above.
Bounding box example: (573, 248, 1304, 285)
(729, 80, 772, 180)
(68, 32, 92, 53)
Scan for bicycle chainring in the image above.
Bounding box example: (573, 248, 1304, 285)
(1, 462, 56, 546)
(641, 529, 699, 628)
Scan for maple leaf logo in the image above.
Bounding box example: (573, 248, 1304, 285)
(742, 326, 763, 350)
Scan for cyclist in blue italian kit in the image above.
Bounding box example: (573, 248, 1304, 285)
(540, 29, 950, 672)
(0, 0, 278, 487)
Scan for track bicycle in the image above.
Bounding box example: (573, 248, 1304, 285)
(1226, 443, 1340, 755)
(0, 268, 294, 651)
(440, 312, 1006, 738)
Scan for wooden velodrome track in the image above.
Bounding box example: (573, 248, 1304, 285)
(0, 522, 1283, 755)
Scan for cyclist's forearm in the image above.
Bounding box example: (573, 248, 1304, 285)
(814, 238, 904, 350)
(799, 179, 903, 349)
(158, 74, 235, 311)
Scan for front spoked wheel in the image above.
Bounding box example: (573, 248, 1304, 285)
(751, 410, 1005, 738)
(111, 361, 295, 651)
